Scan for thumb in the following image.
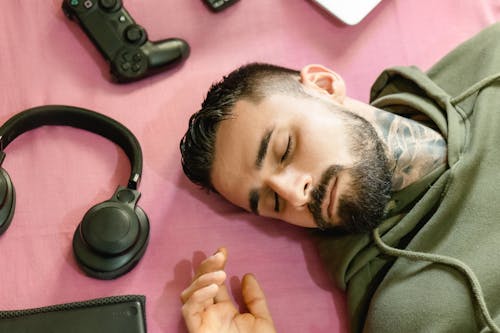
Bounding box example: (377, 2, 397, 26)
(241, 273, 274, 323)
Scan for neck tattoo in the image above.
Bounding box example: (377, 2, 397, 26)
(371, 109, 447, 191)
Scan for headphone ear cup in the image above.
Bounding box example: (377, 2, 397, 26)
(72, 186, 149, 279)
(0, 168, 15, 235)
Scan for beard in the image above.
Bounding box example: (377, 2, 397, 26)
(307, 109, 392, 233)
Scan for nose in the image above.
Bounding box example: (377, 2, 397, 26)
(267, 168, 312, 207)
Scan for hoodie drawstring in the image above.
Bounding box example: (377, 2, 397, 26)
(373, 228, 500, 333)
(451, 73, 500, 105)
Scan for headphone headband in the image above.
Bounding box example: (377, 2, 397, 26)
(0, 105, 142, 189)
(0, 105, 149, 279)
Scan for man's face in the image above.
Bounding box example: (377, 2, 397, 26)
(211, 93, 392, 232)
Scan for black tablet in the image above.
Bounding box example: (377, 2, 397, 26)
(0, 295, 146, 333)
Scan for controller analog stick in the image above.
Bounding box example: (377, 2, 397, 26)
(99, 0, 119, 11)
(124, 25, 147, 45)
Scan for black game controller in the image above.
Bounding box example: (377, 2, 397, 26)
(62, 0, 190, 83)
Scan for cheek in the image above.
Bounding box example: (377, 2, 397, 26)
(296, 127, 350, 172)
(280, 208, 316, 228)
(307, 119, 353, 164)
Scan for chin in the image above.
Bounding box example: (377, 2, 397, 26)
(337, 196, 389, 233)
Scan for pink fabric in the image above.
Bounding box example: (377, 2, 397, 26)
(0, 1, 497, 332)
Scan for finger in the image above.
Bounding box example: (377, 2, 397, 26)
(193, 248, 232, 303)
(241, 273, 274, 323)
(181, 283, 219, 332)
(214, 282, 231, 304)
(180, 270, 226, 304)
(193, 248, 228, 280)
(211, 248, 232, 303)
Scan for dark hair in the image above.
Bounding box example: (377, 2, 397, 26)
(179, 62, 307, 191)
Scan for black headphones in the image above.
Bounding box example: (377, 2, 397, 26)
(0, 105, 149, 280)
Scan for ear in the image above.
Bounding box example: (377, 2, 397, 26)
(300, 64, 346, 104)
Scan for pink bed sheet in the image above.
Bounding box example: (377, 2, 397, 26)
(0, 1, 497, 332)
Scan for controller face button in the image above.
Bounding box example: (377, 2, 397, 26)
(70, 0, 79, 7)
(121, 51, 131, 61)
(83, 0, 93, 9)
(132, 63, 141, 72)
(121, 62, 131, 71)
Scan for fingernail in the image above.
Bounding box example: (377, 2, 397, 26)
(212, 252, 223, 259)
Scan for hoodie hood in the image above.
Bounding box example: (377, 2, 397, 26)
(316, 23, 500, 333)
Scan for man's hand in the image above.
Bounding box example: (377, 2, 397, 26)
(180, 248, 277, 333)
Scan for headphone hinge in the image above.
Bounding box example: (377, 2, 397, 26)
(128, 173, 141, 190)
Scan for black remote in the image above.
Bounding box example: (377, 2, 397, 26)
(203, 0, 240, 12)
(62, 0, 190, 83)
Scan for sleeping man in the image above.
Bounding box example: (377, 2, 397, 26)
(179, 23, 500, 333)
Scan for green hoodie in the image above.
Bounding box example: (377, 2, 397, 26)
(317, 23, 500, 333)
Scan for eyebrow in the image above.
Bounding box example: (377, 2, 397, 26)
(249, 189, 260, 215)
(249, 128, 274, 214)
(255, 128, 273, 169)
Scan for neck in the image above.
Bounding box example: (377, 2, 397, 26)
(343, 97, 447, 191)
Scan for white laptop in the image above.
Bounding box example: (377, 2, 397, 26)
(312, 0, 382, 25)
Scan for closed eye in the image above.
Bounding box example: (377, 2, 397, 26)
(280, 136, 292, 163)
